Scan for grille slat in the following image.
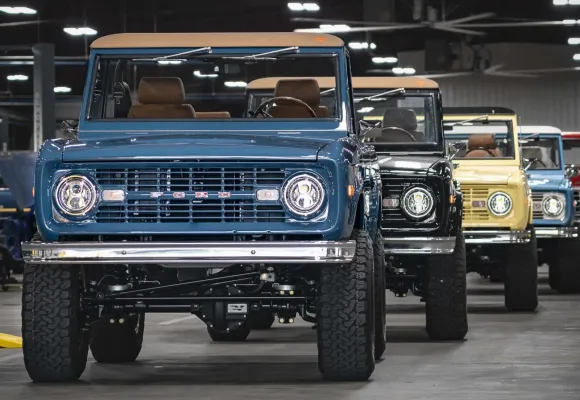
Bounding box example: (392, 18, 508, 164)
(94, 166, 286, 224)
(574, 190, 580, 222)
(462, 186, 491, 222)
(531, 192, 544, 220)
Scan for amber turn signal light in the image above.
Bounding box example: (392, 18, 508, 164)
(347, 185, 355, 197)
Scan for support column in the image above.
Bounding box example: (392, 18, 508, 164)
(0, 117, 8, 152)
(32, 43, 56, 152)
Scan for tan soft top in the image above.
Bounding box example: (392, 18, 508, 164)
(247, 76, 438, 90)
(91, 33, 344, 49)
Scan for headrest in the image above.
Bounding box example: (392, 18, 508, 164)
(467, 134, 497, 150)
(382, 108, 417, 131)
(274, 79, 320, 106)
(196, 111, 231, 119)
(138, 77, 186, 104)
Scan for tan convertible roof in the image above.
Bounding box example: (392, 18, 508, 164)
(91, 33, 344, 49)
(247, 76, 438, 90)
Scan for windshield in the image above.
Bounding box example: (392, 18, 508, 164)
(520, 137, 561, 170)
(443, 118, 516, 159)
(354, 92, 438, 147)
(563, 139, 580, 166)
(87, 50, 339, 121)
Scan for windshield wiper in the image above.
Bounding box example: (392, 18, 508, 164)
(445, 114, 489, 127)
(133, 47, 213, 63)
(520, 132, 540, 141)
(320, 88, 335, 95)
(223, 46, 300, 61)
(354, 88, 405, 103)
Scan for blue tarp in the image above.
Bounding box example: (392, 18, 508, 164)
(0, 151, 36, 211)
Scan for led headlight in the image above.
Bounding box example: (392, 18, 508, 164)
(282, 173, 325, 217)
(542, 193, 565, 218)
(54, 174, 98, 216)
(488, 191, 512, 217)
(401, 186, 435, 220)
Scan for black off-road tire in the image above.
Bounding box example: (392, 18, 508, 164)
(207, 325, 251, 342)
(317, 229, 375, 381)
(22, 264, 89, 382)
(373, 230, 386, 360)
(547, 239, 580, 294)
(504, 228, 539, 311)
(425, 232, 468, 340)
(90, 313, 145, 363)
(247, 310, 275, 330)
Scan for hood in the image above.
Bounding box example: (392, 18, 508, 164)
(377, 154, 447, 175)
(453, 166, 515, 185)
(0, 151, 36, 210)
(63, 133, 335, 162)
(526, 172, 569, 191)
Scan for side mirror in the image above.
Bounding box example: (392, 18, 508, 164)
(61, 120, 79, 139)
(358, 120, 381, 140)
(565, 164, 578, 178)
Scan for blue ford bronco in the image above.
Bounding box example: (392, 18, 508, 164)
(21, 32, 385, 383)
(519, 126, 580, 293)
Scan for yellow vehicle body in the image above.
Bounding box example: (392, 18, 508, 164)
(443, 112, 533, 243)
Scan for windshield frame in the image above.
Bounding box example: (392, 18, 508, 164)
(443, 114, 521, 165)
(518, 133, 563, 172)
(79, 47, 349, 141)
(353, 88, 444, 154)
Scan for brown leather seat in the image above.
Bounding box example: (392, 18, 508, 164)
(128, 77, 195, 119)
(268, 79, 329, 118)
(375, 108, 424, 142)
(465, 134, 502, 157)
(196, 111, 231, 118)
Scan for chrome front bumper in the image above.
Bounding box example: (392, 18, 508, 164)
(464, 230, 531, 244)
(535, 226, 578, 239)
(383, 236, 455, 255)
(21, 241, 356, 265)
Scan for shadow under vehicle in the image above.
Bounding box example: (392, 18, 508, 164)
(0, 151, 36, 288)
(246, 76, 467, 341)
(20, 32, 385, 383)
(443, 107, 538, 312)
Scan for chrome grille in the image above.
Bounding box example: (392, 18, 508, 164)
(532, 192, 544, 220)
(462, 186, 491, 222)
(94, 166, 286, 223)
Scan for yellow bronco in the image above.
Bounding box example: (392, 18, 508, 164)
(443, 107, 537, 311)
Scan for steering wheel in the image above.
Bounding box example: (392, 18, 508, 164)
(465, 147, 497, 157)
(251, 96, 317, 118)
(380, 126, 417, 142)
(528, 158, 547, 169)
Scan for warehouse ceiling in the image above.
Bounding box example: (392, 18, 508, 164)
(0, 0, 579, 98)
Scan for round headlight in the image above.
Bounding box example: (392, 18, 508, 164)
(54, 174, 98, 216)
(282, 174, 325, 217)
(542, 194, 565, 217)
(488, 192, 512, 217)
(401, 186, 435, 220)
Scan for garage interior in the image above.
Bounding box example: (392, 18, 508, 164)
(1, 0, 580, 399)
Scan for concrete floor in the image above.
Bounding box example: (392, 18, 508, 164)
(0, 266, 579, 400)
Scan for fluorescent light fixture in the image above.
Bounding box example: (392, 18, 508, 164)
(393, 67, 416, 75)
(54, 86, 72, 93)
(563, 19, 580, 25)
(157, 60, 183, 65)
(372, 56, 398, 64)
(288, 2, 320, 11)
(7, 74, 28, 81)
(194, 70, 218, 78)
(63, 27, 98, 36)
(224, 81, 247, 88)
(357, 107, 374, 113)
(0, 7, 36, 14)
(569, 37, 580, 45)
(571, 0, 580, 3)
(297, 24, 351, 33)
(555, 0, 580, 3)
(349, 42, 377, 50)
